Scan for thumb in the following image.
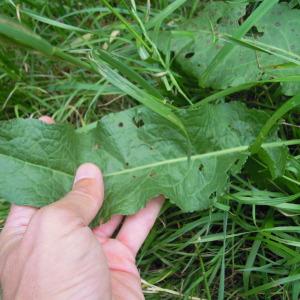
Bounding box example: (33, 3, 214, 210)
(52, 163, 104, 225)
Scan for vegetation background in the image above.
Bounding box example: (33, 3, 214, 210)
(1, 0, 300, 299)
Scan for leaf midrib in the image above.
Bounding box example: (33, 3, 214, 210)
(1, 139, 299, 180)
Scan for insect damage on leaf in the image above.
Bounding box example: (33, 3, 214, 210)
(0, 102, 288, 220)
(156, 2, 300, 96)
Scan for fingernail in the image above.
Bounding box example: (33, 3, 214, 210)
(74, 163, 102, 184)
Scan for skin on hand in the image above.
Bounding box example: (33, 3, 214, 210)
(0, 117, 164, 300)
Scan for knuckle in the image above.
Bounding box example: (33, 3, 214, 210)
(35, 206, 72, 226)
(68, 189, 99, 209)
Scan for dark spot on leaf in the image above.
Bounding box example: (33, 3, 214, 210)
(198, 164, 204, 171)
(238, 17, 244, 26)
(125, 162, 129, 167)
(209, 192, 217, 200)
(149, 171, 156, 177)
(252, 26, 264, 38)
(216, 17, 222, 24)
(133, 117, 144, 128)
(234, 159, 240, 165)
(275, 22, 281, 27)
(118, 122, 123, 127)
(291, 28, 295, 33)
(185, 52, 195, 59)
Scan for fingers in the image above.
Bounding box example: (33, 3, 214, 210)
(93, 215, 123, 239)
(3, 205, 37, 232)
(49, 163, 104, 226)
(2, 116, 54, 232)
(39, 115, 55, 124)
(117, 196, 164, 256)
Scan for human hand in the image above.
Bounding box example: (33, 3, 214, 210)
(0, 117, 164, 300)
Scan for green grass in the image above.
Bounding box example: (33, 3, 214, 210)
(1, 0, 300, 299)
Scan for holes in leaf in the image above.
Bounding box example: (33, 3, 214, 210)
(198, 164, 204, 171)
(209, 192, 217, 200)
(170, 50, 175, 60)
(275, 21, 281, 27)
(185, 52, 195, 59)
(133, 117, 145, 128)
(118, 122, 124, 127)
(234, 159, 240, 166)
(238, 17, 244, 26)
(251, 26, 264, 38)
(149, 171, 156, 177)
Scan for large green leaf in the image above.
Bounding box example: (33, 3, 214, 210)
(158, 2, 300, 95)
(0, 102, 288, 220)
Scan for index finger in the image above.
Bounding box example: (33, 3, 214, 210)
(116, 196, 164, 256)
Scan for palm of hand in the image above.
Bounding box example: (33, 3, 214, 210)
(0, 194, 162, 300)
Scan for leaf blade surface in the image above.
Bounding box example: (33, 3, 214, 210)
(0, 102, 289, 219)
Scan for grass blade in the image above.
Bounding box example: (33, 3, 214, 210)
(250, 93, 300, 153)
(225, 35, 300, 66)
(95, 49, 163, 99)
(22, 9, 88, 32)
(218, 211, 228, 300)
(0, 14, 92, 71)
(100, 0, 150, 52)
(243, 239, 262, 291)
(191, 76, 300, 108)
(243, 273, 300, 297)
(146, 0, 188, 30)
(0, 14, 54, 55)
